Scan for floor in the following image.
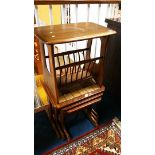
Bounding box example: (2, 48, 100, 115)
(34, 91, 121, 155)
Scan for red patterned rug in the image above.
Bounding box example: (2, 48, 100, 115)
(44, 118, 121, 155)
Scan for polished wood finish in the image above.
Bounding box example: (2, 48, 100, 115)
(35, 22, 116, 140)
(47, 44, 59, 102)
(62, 93, 103, 111)
(34, 22, 116, 44)
(39, 41, 59, 104)
(34, 0, 121, 5)
(94, 36, 109, 86)
(43, 78, 105, 109)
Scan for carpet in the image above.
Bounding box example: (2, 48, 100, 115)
(43, 118, 121, 155)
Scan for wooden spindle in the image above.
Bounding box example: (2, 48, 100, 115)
(57, 56, 60, 67)
(110, 4, 114, 18)
(62, 55, 65, 65)
(62, 55, 66, 75)
(66, 5, 69, 23)
(47, 58, 51, 72)
(106, 4, 110, 19)
(65, 5, 68, 51)
(63, 56, 67, 84)
(81, 63, 84, 80)
(75, 4, 78, 50)
(60, 5, 63, 24)
(56, 56, 60, 78)
(65, 67, 68, 84)
(76, 64, 80, 80)
(87, 4, 90, 22)
(94, 41, 97, 58)
(86, 4, 91, 48)
(69, 4, 71, 23)
(61, 5, 67, 51)
(59, 69, 62, 85)
(86, 39, 92, 59)
(60, 5, 64, 24)
(68, 54, 71, 64)
(82, 50, 85, 60)
(73, 53, 76, 72)
(97, 4, 101, 24)
(68, 54, 72, 74)
(94, 4, 101, 58)
(75, 4, 78, 23)
(73, 52, 76, 62)
(70, 63, 74, 83)
(49, 5, 53, 24)
(86, 61, 91, 77)
(78, 51, 81, 61)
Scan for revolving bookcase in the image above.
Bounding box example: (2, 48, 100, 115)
(35, 22, 116, 140)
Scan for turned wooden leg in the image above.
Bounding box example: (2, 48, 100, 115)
(45, 107, 61, 138)
(59, 111, 71, 141)
(53, 108, 66, 139)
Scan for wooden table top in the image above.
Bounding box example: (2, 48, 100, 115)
(34, 22, 116, 44)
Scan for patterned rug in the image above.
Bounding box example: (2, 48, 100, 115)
(43, 118, 121, 155)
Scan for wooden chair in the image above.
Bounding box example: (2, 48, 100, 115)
(34, 22, 116, 140)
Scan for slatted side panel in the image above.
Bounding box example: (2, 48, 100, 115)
(52, 47, 103, 86)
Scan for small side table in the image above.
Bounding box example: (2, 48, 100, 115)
(35, 22, 116, 140)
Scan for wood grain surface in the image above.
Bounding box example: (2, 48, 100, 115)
(34, 22, 116, 44)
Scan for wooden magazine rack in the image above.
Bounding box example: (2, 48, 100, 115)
(34, 22, 116, 140)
